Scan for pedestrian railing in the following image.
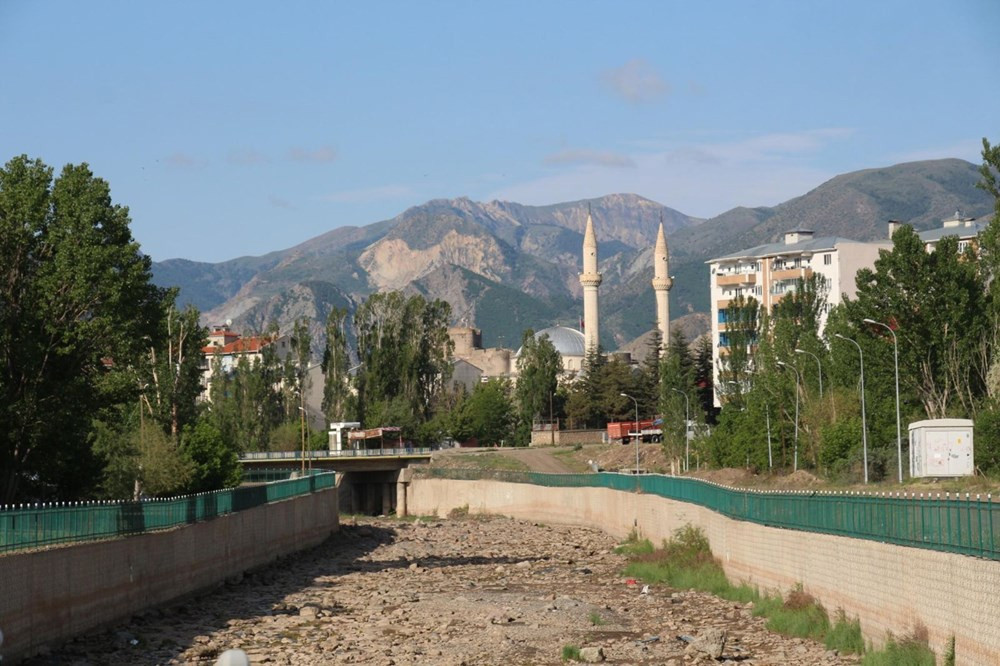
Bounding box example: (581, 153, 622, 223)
(0, 470, 335, 554)
(240, 447, 432, 461)
(420, 468, 1000, 560)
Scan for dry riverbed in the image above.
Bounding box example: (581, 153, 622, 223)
(25, 515, 859, 665)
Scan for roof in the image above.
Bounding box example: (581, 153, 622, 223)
(516, 325, 587, 358)
(201, 336, 272, 355)
(917, 216, 991, 243)
(707, 235, 868, 263)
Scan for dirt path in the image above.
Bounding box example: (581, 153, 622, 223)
(499, 447, 576, 474)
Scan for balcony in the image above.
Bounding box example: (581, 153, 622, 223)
(716, 272, 757, 287)
(771, 267, 813, 281)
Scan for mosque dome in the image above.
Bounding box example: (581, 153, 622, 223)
(516, 326, 586, 358)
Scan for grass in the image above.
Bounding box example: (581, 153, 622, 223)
(861, 634, 936, 666)
(826, 610, 865, 654)
(618, 524, 866, 655)
(587, 611, 605, 626)
(561, 644, 581, 662)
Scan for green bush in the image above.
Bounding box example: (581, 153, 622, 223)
(561, 645, 581, 662)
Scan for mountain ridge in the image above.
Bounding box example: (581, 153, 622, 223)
(151, 159, 993, 353)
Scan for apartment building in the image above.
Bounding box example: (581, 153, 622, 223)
(707, 229, 890, 405)
(911, 212, 992, 253)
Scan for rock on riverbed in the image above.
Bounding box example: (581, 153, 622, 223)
(23, 514, 859, 665)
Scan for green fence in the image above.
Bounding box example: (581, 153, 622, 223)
(0, 470, 335, 554)
(421, 468, 1000, 560)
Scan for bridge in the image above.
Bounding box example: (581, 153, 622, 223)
(239, 447, 434, 514)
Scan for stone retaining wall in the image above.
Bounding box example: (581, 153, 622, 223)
(407, 478, 999, 665)
(0, 487, 338, 663)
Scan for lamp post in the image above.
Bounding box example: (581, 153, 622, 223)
(865, 318, 902, 483)
(669, 388, 690, 472)
(794, 348, 823, 398)
(776, 361, 800, 471)
(620, 393, 640, 474)
(835, 334, 868, 484)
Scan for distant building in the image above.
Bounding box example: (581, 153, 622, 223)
(449, 210, 671, 385)
(706, 229, 890, 405)
(199, 324, 291, 400)
(912, 212, 992, 254)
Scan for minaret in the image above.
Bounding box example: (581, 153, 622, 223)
(652, 219, 673, 350)
(579, 208, 603, 354)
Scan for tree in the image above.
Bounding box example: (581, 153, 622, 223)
(514, 330, 561, 445)
(0, 156, 165, 501)
(141, 301, 206, 439)
(637, 329, 662, 418)
(462, 379, 516, 446)
(182, 419, 242, 492)
(844, 227, 988, 419)
(322, 306, 353, 422)
(717, 295, 760, 391)
(354, 292, 452, 437)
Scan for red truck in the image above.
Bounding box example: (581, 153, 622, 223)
(607, 418, 662, 444)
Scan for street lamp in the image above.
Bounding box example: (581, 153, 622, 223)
(835, 334, 869, 484)
(776, 361, 800, 471)
(620, 393, 640, 474)
(794, 348, 823, 398)
(669, 388, 691, 472)
(865, 318, 902, 483)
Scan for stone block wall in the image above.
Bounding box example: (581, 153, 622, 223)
(407, 478, 999, 665)
(0, 487, 338, 663)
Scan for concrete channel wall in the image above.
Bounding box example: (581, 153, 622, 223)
(0, 486, 339, 663)
(407, 477, 1000, 665)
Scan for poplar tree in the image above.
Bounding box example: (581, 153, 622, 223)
(0, 156, 165, 501)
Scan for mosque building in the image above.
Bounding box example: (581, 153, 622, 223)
(448, 210, 673, 388)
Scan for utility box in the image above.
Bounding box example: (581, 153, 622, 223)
(909, 419, 974, 478)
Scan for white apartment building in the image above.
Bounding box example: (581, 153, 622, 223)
(707, 229, 890, 406)
(913, 212, 992, 253)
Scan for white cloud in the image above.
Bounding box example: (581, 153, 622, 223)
(488, 129, 856, 218)
(543, 149, 635, 168)
(600, 59, 669, 104)
(288, 146, 338, 163)
(228, 149, 269, 165)
(163, 152, 201, 168)
(320, 184, 414, 203)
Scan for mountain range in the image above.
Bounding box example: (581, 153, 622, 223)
(152, 158, 994, 355)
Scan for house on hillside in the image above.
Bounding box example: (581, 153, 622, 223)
(199, 324, 292, 401)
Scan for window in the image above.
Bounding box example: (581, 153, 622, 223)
(824, 253, 832, 265)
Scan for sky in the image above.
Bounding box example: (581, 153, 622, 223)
(2, 1, 998, 263)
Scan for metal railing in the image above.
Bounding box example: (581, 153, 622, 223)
(240, 447, 432, 461)
(420, 468, 1000, 560)
(0, 470, 335, 554)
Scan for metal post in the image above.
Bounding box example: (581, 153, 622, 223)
(865, 319, 902, 483)
(836, 334, 868, 484)
(620, 393, 640, 474)
(550, 391, 555, 447)
(669, 388, 690, 472)
(794, 348, 823, 398)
